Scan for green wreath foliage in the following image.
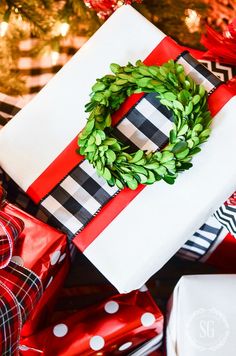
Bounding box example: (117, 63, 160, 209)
(78, 59, 212, 190)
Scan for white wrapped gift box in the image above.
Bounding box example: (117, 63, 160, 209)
(0, 6, 236, 292)
(166, 275, 236, 355)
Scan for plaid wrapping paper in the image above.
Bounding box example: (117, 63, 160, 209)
(0, 208, 43, 355)
(0, 51, 227, 240)
(0, 211, 24, 269)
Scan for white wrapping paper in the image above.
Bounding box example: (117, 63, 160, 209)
(166, 275, 236, 356)
(0, 6, 236, 292)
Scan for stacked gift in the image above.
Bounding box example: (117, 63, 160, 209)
(0, 5, 236, 294)
(0, 4, 236, 356)
(20, 286, 163, 355)
(166, 275, 236, 355)
(0, 186, 69, 354)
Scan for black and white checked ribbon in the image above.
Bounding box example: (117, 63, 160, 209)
(1, 51, 235, 243)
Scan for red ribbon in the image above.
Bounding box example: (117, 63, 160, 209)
(0, 188, 43, 355)
(24, 36, 235, 252)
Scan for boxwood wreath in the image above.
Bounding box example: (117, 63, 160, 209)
(78, 59, 212, 190)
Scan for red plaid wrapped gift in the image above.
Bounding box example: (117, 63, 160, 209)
(19, 286, 163, 355)
(0, 187, 70, 353)
(1, 5, 236, 292)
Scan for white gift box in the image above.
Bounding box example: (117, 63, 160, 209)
(166, 275, 236, 355)
(0, 6, 236, 293)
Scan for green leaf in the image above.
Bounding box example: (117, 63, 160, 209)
(144, 162, 160, 170)
(92, 82, 106, 92)
(129, 150, 144, 163)
(131, 165, 148, 175)
(115, 179, 124, 189)
(199, 85, 205, 97)
(110, 63, 120, 74)
(134, 173, 148, 183)
(127, 179, 139, 190)
(105, 149, 116, 163)
(159, 66, 168, 77)
(185, 102, 193, 115)
(146, 171, 156, 184)
(105, 114, 111, 127)
(190, 147, 201, 155)
(160, 151, 174, 163)
(103, 138, 117, 146)
(85, 144, 97, 153)
(160, 99, 173, 108)
(95, 133, 102, 145)
(116, 79, 128, 85)
(170, 129, 177, 144)
(122, 173, 134, 182)
(178, 124, 188, 136)
(192, 94, 201, 105)
(110, 84, 121, 92)
(193, 123, 203, 132)
(172, 141, 188, 154)
(175, 148, 189, 159)
(163, 160, 176, 172)
(199, 128, 211, 139)
(163, 92, 177, 101)
(137, 77, 151, 87)
(163, 174, 176, 184)
(103, 167, 112, 181)
(138, 67, 151, 76)
(173, 100, 184, 111)
(156, 166, 167, 176)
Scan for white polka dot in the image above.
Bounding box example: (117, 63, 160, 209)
(46, 276, 53, 288)
(89, 336, 105, 350)
(19, 345, 29, 351)
(104, 301, 119, 314)
(50, 250, 61, 265)
(59, 252, 66, 263)
(11, 256, 24, 266)
(139, 285, 148, 292)
(119, 342, 133, 351)
(141, 312, 156, 327)
(53, 323, 68, 337)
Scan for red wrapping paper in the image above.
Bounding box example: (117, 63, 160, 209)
(20, 287, 163, 355)
(1, 202, 70, 336)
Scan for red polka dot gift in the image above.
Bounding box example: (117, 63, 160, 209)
(0, 187, 69, 355)
(0, 5, 236, 294)
(19, 286, 163, 355)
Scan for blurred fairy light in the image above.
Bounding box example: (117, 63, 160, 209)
(0, 21, 9, 37)
(51, 50, 59, 65)
(59, 22, 70, 37)
(52, 22, 70, 37)
(185, 9, 201, 33)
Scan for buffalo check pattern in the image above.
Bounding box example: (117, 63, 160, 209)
(0, 50, 233, 240)
(40, 91, 174, 239)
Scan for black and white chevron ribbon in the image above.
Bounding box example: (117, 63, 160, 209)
(214, 204, 236, 237)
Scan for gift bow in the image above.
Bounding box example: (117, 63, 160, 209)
(0, 189, 43, 356)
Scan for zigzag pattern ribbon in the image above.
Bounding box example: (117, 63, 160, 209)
(214, 191, 236, 238)
(0, 192, 43, 355)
